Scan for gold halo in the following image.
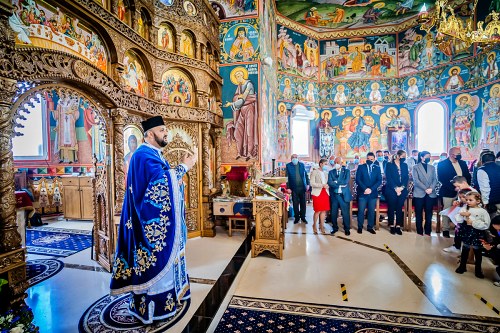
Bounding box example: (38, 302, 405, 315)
(336, 84, 345, 92)
(455, 93, 471, 105)
(371, 82, 379, 90)
(490, 83, 500, 97)
(234, 25, 248, 37)
(415, 35, 422, 41)
(386, 107, 398, 117)
(308, 83, 315, 89)
(408, 77, 417, 85)
(448, 66, 461, 76)
(373, 2, 385, 8)
(488, 51, 496, 60)
(230, 67, 248, 85)
(278, 102, 287, 114)
(284, 78, 291, 85)
(322, 110, 332, 119)
(352, 106, 364, 117)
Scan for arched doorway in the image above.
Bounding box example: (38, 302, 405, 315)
(11, 83, 115, 271)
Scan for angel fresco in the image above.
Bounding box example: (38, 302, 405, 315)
(380, 107, 411, 132)
(343, 107, 375, 153)
(482, 84, 500, 146)
(450, 94, 480, 150)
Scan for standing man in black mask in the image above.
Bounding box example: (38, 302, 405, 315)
(437, 147, 471, 238)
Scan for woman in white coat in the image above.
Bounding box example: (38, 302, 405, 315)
(310, 158, 330, 234)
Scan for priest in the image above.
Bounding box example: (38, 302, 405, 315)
(110, 115, 197, 324)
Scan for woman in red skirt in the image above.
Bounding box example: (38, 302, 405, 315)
(310, 158, 331, 234)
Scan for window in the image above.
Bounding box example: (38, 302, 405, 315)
(291, 118, 309, 156)
(12, 95, 48, 160)
(416, 100, 446, 155)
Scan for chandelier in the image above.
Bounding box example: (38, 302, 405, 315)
(417, 0, 500, 48)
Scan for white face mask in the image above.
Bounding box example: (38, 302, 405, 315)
(334, 164, 341, 170)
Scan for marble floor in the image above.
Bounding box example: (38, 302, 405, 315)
(25, 210, 500, 333)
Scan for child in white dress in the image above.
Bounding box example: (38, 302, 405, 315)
(455, 192, 491, 278)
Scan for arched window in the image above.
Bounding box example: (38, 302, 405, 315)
(12, 94, 48, 160)
(416, 100, 447, 155)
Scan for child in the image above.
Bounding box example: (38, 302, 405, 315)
(455, 192, 491, 278)
(481, 215, 500, 286)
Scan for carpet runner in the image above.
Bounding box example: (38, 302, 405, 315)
(214, 296, 500, 333)
(26, 259, 64, 286)
(26, 227, 92, 257)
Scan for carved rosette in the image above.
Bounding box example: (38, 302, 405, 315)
(111, 109, 127, 214)
(0, 77, 21, 252)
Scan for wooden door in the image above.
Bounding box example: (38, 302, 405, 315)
(80, 186, 94, 220)
(63, 185, 81, 219)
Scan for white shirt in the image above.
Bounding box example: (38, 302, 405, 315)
(477, 168, 490, 204)
(455, 206, 491, 230)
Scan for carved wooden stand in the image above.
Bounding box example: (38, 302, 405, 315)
(251, 199, 284, 260)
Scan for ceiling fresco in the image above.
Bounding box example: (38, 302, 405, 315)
(274, 0, 439, 33)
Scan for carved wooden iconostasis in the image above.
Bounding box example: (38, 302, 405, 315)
(0, 0, 222, 308)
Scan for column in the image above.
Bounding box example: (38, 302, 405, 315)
(214, 127, 222, 190)
(201, 123, 211, 196)
(196, 41, 202, 60)
(111, 108, 127, 215)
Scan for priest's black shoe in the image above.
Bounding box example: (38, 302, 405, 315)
(357, 228, 362, 234)
(345, 230, 350, 236)
(367, 229, 376, 234)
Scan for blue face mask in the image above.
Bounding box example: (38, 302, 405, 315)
(354, 159, 359, 164)
(292, 158, 298, 165)
(439, 156, 446, 161)
(322, 165, 329, 171)
(329, 159, 335, 165)
(377, 156, 384, 162)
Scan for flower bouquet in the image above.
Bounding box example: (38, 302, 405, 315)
(0, 306, 38, 333)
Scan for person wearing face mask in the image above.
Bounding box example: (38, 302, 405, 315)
(347, 154, 360, 171)
(496, 151, 500, 167)
(310, 159, 331, 234)
(324, 155, 336, 172)
(328, 156, 352, 235)
(383, 150, 390, 161)
(385, 150, 409, 235)
(405, 149, 419, 172)
(437, 147, 471, 238)
(374, 150, 387, 175)
(355, 152, 382, 234)
(412, 150, 438, 235)
(286, 154, 310, 224)
(110, 116, 197, 324)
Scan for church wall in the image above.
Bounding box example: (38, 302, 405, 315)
(275, 9, 500, 163)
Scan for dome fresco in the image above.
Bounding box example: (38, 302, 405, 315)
(275, 0, 435, 34)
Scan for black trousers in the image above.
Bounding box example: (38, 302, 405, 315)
(414, 195, 435, 234)
(386, 192, 406, 227)
(330, 193, 351, 231)
(292, 190, 307, 221)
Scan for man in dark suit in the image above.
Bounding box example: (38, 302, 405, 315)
(328, 156, 352, 235)
(375, 150, 387, 175)
(437, 147, 471, 237)
(286, 154, 310, 224)
(356, 152, 382, 234)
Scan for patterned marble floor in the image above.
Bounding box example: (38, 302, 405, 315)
(24, 210, 500, 333)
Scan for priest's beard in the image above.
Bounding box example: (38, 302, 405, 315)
(154, 133, 168, 147)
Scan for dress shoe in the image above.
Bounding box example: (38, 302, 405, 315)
(455, 266, 467, 274)
(390, 226, 396, 234)
(475, 270, 485, 279)
(331, 229, 338, 235)
(301, 219, 308, 224)
(294, 219, 300, 224)
(345, 230, 350, 236)
(442, 231, 450, 238)
(357, 228, 362, 234)
(367, 228, 376, 234)
(395, 228, 402, 235)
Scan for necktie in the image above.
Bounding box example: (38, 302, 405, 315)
(368, 165, 372, 179)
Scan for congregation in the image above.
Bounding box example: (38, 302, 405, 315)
(286, 148, 500, 286)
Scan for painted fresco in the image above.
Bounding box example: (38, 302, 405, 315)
(124, 125, 143, 178)
(481, 83, 500, 149)
(43, 90, 105, 164)
(136, 10, 148, 40)
(275, 0, 426, 32)
(183, 1, 197, 16)
(121, 50, 148, 97)
(9, 0, 108, 72)
(440, 64, 470, 92)
(279, 76, 296, 100)
(220, 19, 259, 63)
(320, 35, 397, 81)
(180, 31, 195, 58)
(277, 25, 319, 79)
(277, 102, 290, 159)
(116, 0, 128, 24)
(209, 0, 257, 20)
(221, 64, 259, 163)
(261, 0, 277, 75)
(158, 23, 175, 52)
(450, 93, 481, 150)
(260, 74, 278, 164)
(160, 69, 194, 106)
